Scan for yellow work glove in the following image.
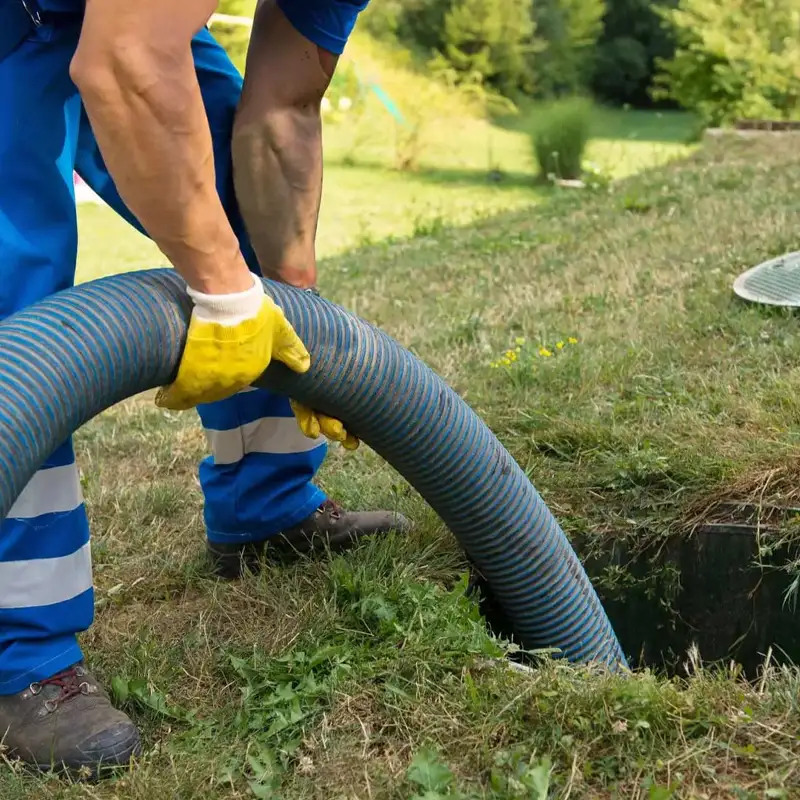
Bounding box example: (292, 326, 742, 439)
(290, 400, 360, 450)
(155, 273, 310, 410)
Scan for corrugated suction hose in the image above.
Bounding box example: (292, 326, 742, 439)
(0, 269, 627, 669)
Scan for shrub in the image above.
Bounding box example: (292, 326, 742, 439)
(529, 97, 594, 181)
(653, 0, 800, 125)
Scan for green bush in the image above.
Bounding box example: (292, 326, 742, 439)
(654, 0, 800, 125)
(530, 97, 594, 180)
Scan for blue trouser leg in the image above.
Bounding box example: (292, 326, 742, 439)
(0, 22, 92, 695)
(0, 23, 327, 694)
(74, 28, 328, 544)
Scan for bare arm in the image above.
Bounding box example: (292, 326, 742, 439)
(71, 0, 253, 294)
(232, 0, 340, 289)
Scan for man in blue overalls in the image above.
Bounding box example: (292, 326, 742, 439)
(0, 0, 409, 773)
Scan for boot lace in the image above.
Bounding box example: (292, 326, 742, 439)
(30, 665, 91, 712)
(319, 499, 343, 520)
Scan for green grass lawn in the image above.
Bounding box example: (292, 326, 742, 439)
(75, 103, 696, 281)
(75, 22, 698, 276)
(8, 104, 800, 800)
(7, 130, 795, 798)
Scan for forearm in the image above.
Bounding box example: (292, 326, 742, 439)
(232, 106, 323, 288)
(71, 37, 252, 294)
(230, 0, 340, 289)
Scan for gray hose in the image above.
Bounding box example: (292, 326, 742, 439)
(0, 269, 627, 669)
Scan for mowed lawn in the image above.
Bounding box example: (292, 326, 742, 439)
(74, 105, 696, 280)
(4, 131, 800, 798)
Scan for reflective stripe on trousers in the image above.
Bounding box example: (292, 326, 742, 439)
(0, 20, 327, 695)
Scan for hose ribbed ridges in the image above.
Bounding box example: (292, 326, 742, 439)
(0, 269, 627, 670)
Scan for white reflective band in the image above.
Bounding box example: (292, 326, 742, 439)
(205, 417, 325, 464)
(0, 542, 93, 610)
(7, 464, 83, 519)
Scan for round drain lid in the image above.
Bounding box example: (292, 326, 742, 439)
(733, 251, 800, 307)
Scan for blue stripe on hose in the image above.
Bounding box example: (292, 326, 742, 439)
(0, 269, 627, 670)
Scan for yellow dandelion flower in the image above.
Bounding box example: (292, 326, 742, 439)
(515, 337, 526, 346)
(568, 337, 578, 345)
(556, 341, 565, 350)
(501, 358, 511, 366)
(539, 347, 553, 357)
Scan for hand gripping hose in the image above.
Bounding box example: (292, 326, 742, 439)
(0, 269, 627, 670)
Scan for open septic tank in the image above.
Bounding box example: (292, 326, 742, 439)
(473, 516, 800, 678)
(579, 517, 800, 676)
(476, 252, 800, 677)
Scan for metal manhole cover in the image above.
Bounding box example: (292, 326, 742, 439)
(733, 251, 800, 306)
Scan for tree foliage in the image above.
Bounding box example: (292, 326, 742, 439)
(654, 0, 800, 124)
(592, 0, 678, 106)
(363, 0, 539, 94)
(530, 0, 607, 97)
(439, 0, 537, 95)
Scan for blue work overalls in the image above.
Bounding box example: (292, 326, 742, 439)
(0, 0, 354, 694)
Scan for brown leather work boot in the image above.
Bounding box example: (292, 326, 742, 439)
(208, 499, 412, 579)
(0, 662, 141, 775)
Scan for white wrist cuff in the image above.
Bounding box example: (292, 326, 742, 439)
(188, 272, 265, 326)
